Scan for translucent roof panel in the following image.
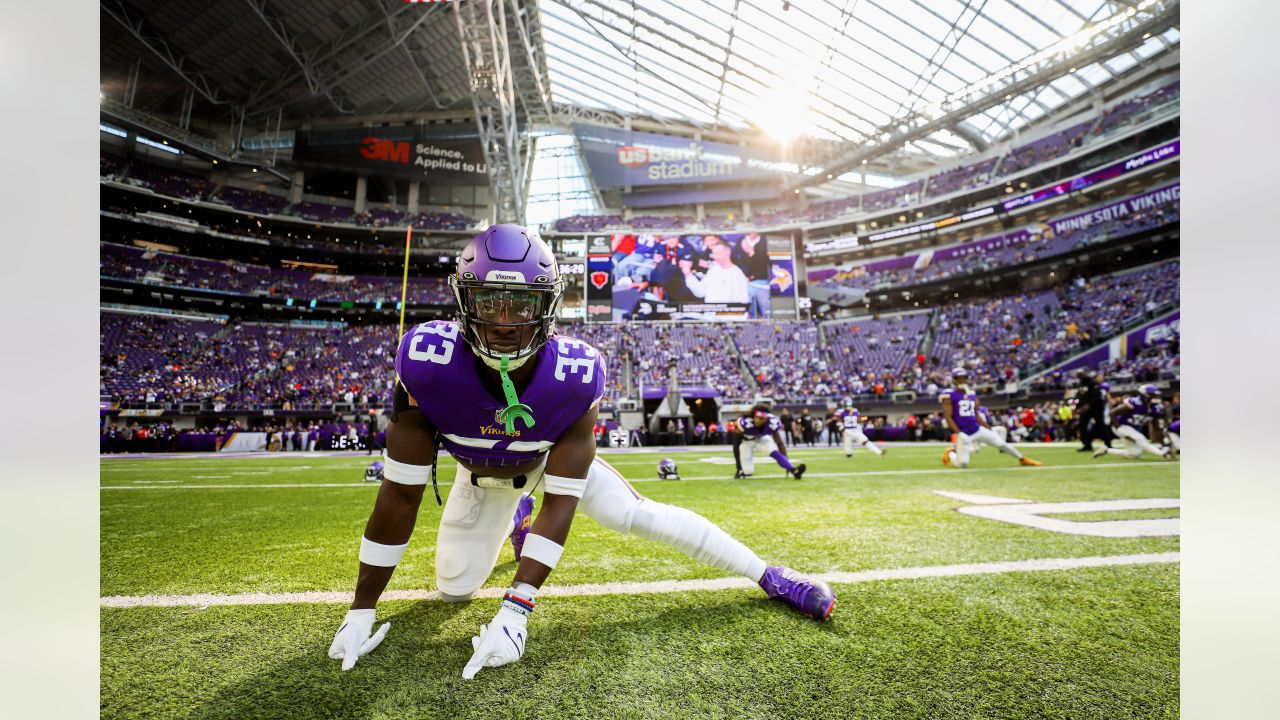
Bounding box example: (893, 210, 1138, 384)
(538, 0, 1178, 151)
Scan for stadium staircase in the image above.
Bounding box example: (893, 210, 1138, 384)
(724, 333, 761, 396)
(920, 308, 940, 362)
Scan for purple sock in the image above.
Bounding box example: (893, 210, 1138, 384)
(770, 450, 794, 471)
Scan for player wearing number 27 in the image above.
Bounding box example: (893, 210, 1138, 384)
(941, 368, 1041, 468)
(328, 225, 835, 680)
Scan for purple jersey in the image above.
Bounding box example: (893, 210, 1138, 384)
(941, 388, 981, 434)
(395, 320, 606, 468)
(1118, 397, 1160, 429)
(740, 412, 782, 439)
(839, 408, 861, 430)
(1170, 419, 1180, 433)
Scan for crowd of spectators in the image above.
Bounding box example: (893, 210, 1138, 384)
(123, 159, 213, 201)
(812, 189, 1179, 295)
(100, 243, 453, 304)
(101, 256, 1178, 412)
(621, 324, 755, 399)
(212, 186, 290, 215)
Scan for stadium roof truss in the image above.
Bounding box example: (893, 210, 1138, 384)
(539, 0, 1180, 169)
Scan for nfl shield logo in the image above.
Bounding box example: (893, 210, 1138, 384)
(590, 271, 608, 290)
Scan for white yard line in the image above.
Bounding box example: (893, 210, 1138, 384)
(101, 552, 1178, 608)
(101, 461, 1173, 491)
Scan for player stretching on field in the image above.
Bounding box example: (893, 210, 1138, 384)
(328, 226, 835, 679)
(838, 400, 884, 459)
(1093, 384, 1171, 460)
(732, 405, 807, 479)
(941, 368, 1041, 468)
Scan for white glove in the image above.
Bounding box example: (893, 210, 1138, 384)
(462, 604, 529, 680)
(328, 608, 390, 671)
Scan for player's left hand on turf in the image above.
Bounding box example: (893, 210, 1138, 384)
(462, 605, 529, 680)
(328, 608, 390, 671)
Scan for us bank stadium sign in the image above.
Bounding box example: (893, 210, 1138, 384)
(573, 123, 788, 187)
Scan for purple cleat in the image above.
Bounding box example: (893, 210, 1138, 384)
(759, 565, 836, 621)
(510, 494, 535, 560)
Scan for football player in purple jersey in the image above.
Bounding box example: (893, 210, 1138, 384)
(1166, 391, 1180, 456)
(838, 399, 883, 459)
(1094, 384, 1171, 460)
(733, 405, 807, 479)
(329, 226, 835, 679)
(941, 368, 1041, 468)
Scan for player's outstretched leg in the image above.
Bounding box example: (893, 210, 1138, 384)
(578, 459, 833, 620)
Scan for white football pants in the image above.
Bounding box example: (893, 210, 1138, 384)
(951, 426, 1023, 468)
(842, 428, 882, 456)
(739, 435, 778, 475)
(1103, 424, 1169, 459)
(434, 457, 768, 599)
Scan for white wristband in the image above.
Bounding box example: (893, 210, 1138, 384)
(521, 533, 564, 569)
(544, 473, 588, 498)
(383, 453, 431, 485)
(360, 536, 408, 567)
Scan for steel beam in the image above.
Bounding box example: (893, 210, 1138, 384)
(101, 0, 229, 106)
(456, 0, 526, 223)
(789, 0, 1178, 187)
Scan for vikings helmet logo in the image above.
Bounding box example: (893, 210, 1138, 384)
(770, 264, 794, 293)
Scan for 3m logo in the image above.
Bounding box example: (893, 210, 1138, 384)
(360, 137, 410, 164)
(617, 146, 648, 168)
(589, 271, 608, 290)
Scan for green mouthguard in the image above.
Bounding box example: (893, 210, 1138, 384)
(496, 354, 535, 433)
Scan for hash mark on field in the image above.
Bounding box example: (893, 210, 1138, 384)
(99, 552, 1179, 608)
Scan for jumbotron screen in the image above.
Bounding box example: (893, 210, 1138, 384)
(584, 233, 798, 321)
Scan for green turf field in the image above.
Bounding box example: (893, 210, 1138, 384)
(101, 444, 1179, 719)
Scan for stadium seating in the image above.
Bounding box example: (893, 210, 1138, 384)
(291, 201, 354, 224)
(355, 209, 406, 227)
(100, 243, 454, 303)
(812, 191, 1179, 294)
(213, 186, 289, 215)
(125, 159, 213, 201)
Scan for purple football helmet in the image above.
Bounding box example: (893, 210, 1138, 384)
(1138, 383, 1159, 397)
(450, 224, 563, 369)
(365, 460, 385, 481)
(657, 458, 679, 480)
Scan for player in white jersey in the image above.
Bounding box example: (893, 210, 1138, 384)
(837, 400, 884, 458)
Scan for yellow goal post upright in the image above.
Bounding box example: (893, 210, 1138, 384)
(398, 224, 412, 338)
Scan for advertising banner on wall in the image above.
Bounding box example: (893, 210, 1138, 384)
(573, 123, 788, 188)
(585, 235, 614, 323)
(293, 126, 488, 183)
(1124, 310, 1180, 358)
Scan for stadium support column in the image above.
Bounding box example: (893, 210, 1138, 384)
(454, 0, 525, 225)
(355, 176, 368, 215)
(289, 170, 304, 204)
(408, 180, 420, 216)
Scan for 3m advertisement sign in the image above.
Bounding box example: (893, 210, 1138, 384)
(293, 126, 488, 182)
